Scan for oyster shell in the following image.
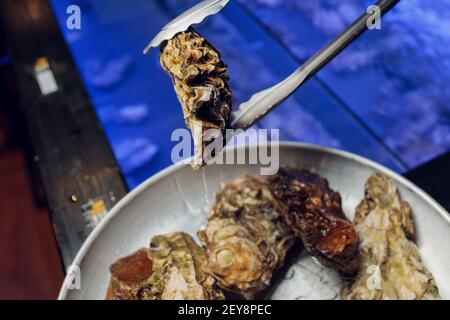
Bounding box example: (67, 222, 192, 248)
(198, 175, 295, 299)
(105, 248, 153, 300)
(105, 232, 224, 300)
(268, 168, 359, 276)
(342, 173, 440, 300)
(160, 31, 232, 169)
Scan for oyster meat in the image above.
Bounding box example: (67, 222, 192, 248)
(342, 173, 440, 300)
(105, 248, 153, 300)
(198, 175, 295, 299)
(105, 232, 224, 300)
(160, 31, 232, 169)
(268, 168, 358, 276)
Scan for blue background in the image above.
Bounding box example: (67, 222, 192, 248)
(49, 0, 450, 189)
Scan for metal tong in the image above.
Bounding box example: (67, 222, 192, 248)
(144, 0, 400, 130)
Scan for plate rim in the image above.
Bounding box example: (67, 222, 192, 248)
(58, 141, 450, 299)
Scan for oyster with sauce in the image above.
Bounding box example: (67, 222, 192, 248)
(105, 248, 153, 300)
(198, 175, 295, 299)
(342, 173, 440, 300)
(105, 232, 224, 300)
(160, 31, 232, 169)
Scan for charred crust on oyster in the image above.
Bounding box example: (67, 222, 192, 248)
(268, 168, 359, 277)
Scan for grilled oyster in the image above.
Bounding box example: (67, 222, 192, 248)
(198, 175, 295, 299)
(105, 232, 224, 300)
(342, 173, 440, 300)
(268, 168, 358, 276)
(160, 31, 232, 169)
(105, 248, 153, 300)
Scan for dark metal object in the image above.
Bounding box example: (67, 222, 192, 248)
(0, 0, 128, 267)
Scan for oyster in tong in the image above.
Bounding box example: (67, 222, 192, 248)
(105, 232, 224, 300)
(198, 175, 295, 299)
(342, 173, 440, 300)
(268, 168, 359, 276)
(160, 31, 232, 169)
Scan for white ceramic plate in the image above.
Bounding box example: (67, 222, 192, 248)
(59, 142, 450, 300)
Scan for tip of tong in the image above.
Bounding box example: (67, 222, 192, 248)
(143, 0, 230, 54)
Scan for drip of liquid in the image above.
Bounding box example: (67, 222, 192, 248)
(173, 177, 201, 217)
(219, 170, 225, 187)
(202, 167, 209, 209)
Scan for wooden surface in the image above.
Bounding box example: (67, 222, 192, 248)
(0, 0, 128, 267)
(0, 148, 64, 299)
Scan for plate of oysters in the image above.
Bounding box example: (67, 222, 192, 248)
(59, 142, 450, 300)
(60, 30, 449, 300)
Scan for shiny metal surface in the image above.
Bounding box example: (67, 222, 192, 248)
(231, 0, 400, 129)
(143, 0, 230, 53)
(144, 0, 399, 130)
(59, 143, 450, 300)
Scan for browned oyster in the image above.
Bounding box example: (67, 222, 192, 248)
(268, 168, 359, 277)
(342, 173, 440, 300)
(105, 248, 153, 300)
(198, 175, 295, 299)
(160, 31, 232, 169)
(105, 232, 224, 300)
